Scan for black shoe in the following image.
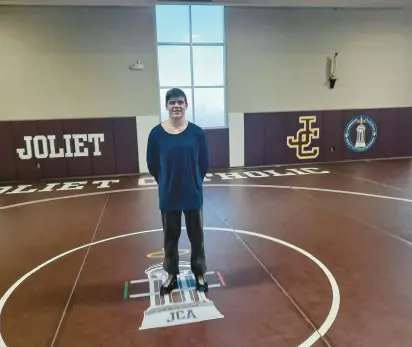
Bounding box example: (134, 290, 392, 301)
(160, 274, 178, 296)
(196, 275, 208, 292)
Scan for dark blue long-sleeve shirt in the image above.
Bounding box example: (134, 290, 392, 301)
(146, 122, 210, 212)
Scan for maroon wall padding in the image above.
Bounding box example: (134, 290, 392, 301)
(11, 120, 43, 181)
(62, 119, 93, 177)
(0, 117, 139, 182)
(204, 128, 229, 169)
(283, 111, 324, 165)
(37, 119, 69, 179)
(64, 118, 117, 177)
(373, 108, 397, 159)
(0, 122, 16, 181)
(320, 110, 344, 162)
(113, 117, 139, 174)
(244, 113, 266, 167)
(244, 107, 412, 166)
(245, 111, 324, 166)
(397, 108, 412, 157)
(263, 113, 284, 165)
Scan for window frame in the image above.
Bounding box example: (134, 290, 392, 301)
(155, 4, 227, 129)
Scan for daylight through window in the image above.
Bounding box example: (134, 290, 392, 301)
(155, 5, 226, 128)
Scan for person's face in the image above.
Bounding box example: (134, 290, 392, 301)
(166, 97, 187, 120)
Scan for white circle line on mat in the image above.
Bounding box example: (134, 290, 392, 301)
(0, 226, 340, 347)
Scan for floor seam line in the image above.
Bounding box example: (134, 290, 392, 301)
(331, 168, 405, 193)
(205, 195, 332, 347)
(49, 193, 111, 347)
(296, 188, 412, 248)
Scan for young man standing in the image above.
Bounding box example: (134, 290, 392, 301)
(146, 88, 210, 295)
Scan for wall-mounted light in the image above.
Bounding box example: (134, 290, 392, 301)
(130, 60, 144, 71)
(329, 52, 338, 89)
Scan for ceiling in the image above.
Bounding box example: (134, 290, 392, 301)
(0, 0, 409, 7)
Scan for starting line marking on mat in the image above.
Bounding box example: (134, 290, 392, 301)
(136, 262, 225, 330)
(125, 269, 223, 299)
(0, 226, 340, 347)
(146, 249, 190, 259)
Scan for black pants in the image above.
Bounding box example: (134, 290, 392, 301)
(161, 209, 207, 277)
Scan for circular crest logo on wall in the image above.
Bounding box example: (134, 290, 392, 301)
(344, 115, 377, 152)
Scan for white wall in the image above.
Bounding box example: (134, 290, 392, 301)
(0, 6, 159, 121)
(2, 6, 411, 121)
(226, 7, 412, 113)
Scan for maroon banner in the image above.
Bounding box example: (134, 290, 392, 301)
(244, 107, 412, 166)
(0, 117, 139, 182)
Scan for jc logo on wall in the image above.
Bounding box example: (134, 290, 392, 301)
(287, 115, 320, 159)
(344, 115, 377, 152)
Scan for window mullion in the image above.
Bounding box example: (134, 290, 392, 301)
(189, 5, 195, 124)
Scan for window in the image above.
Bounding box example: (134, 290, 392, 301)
(157, 46, 191, 86)
(155, 4, 226, 128)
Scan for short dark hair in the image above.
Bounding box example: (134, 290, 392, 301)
(165, 88, 187, 105)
